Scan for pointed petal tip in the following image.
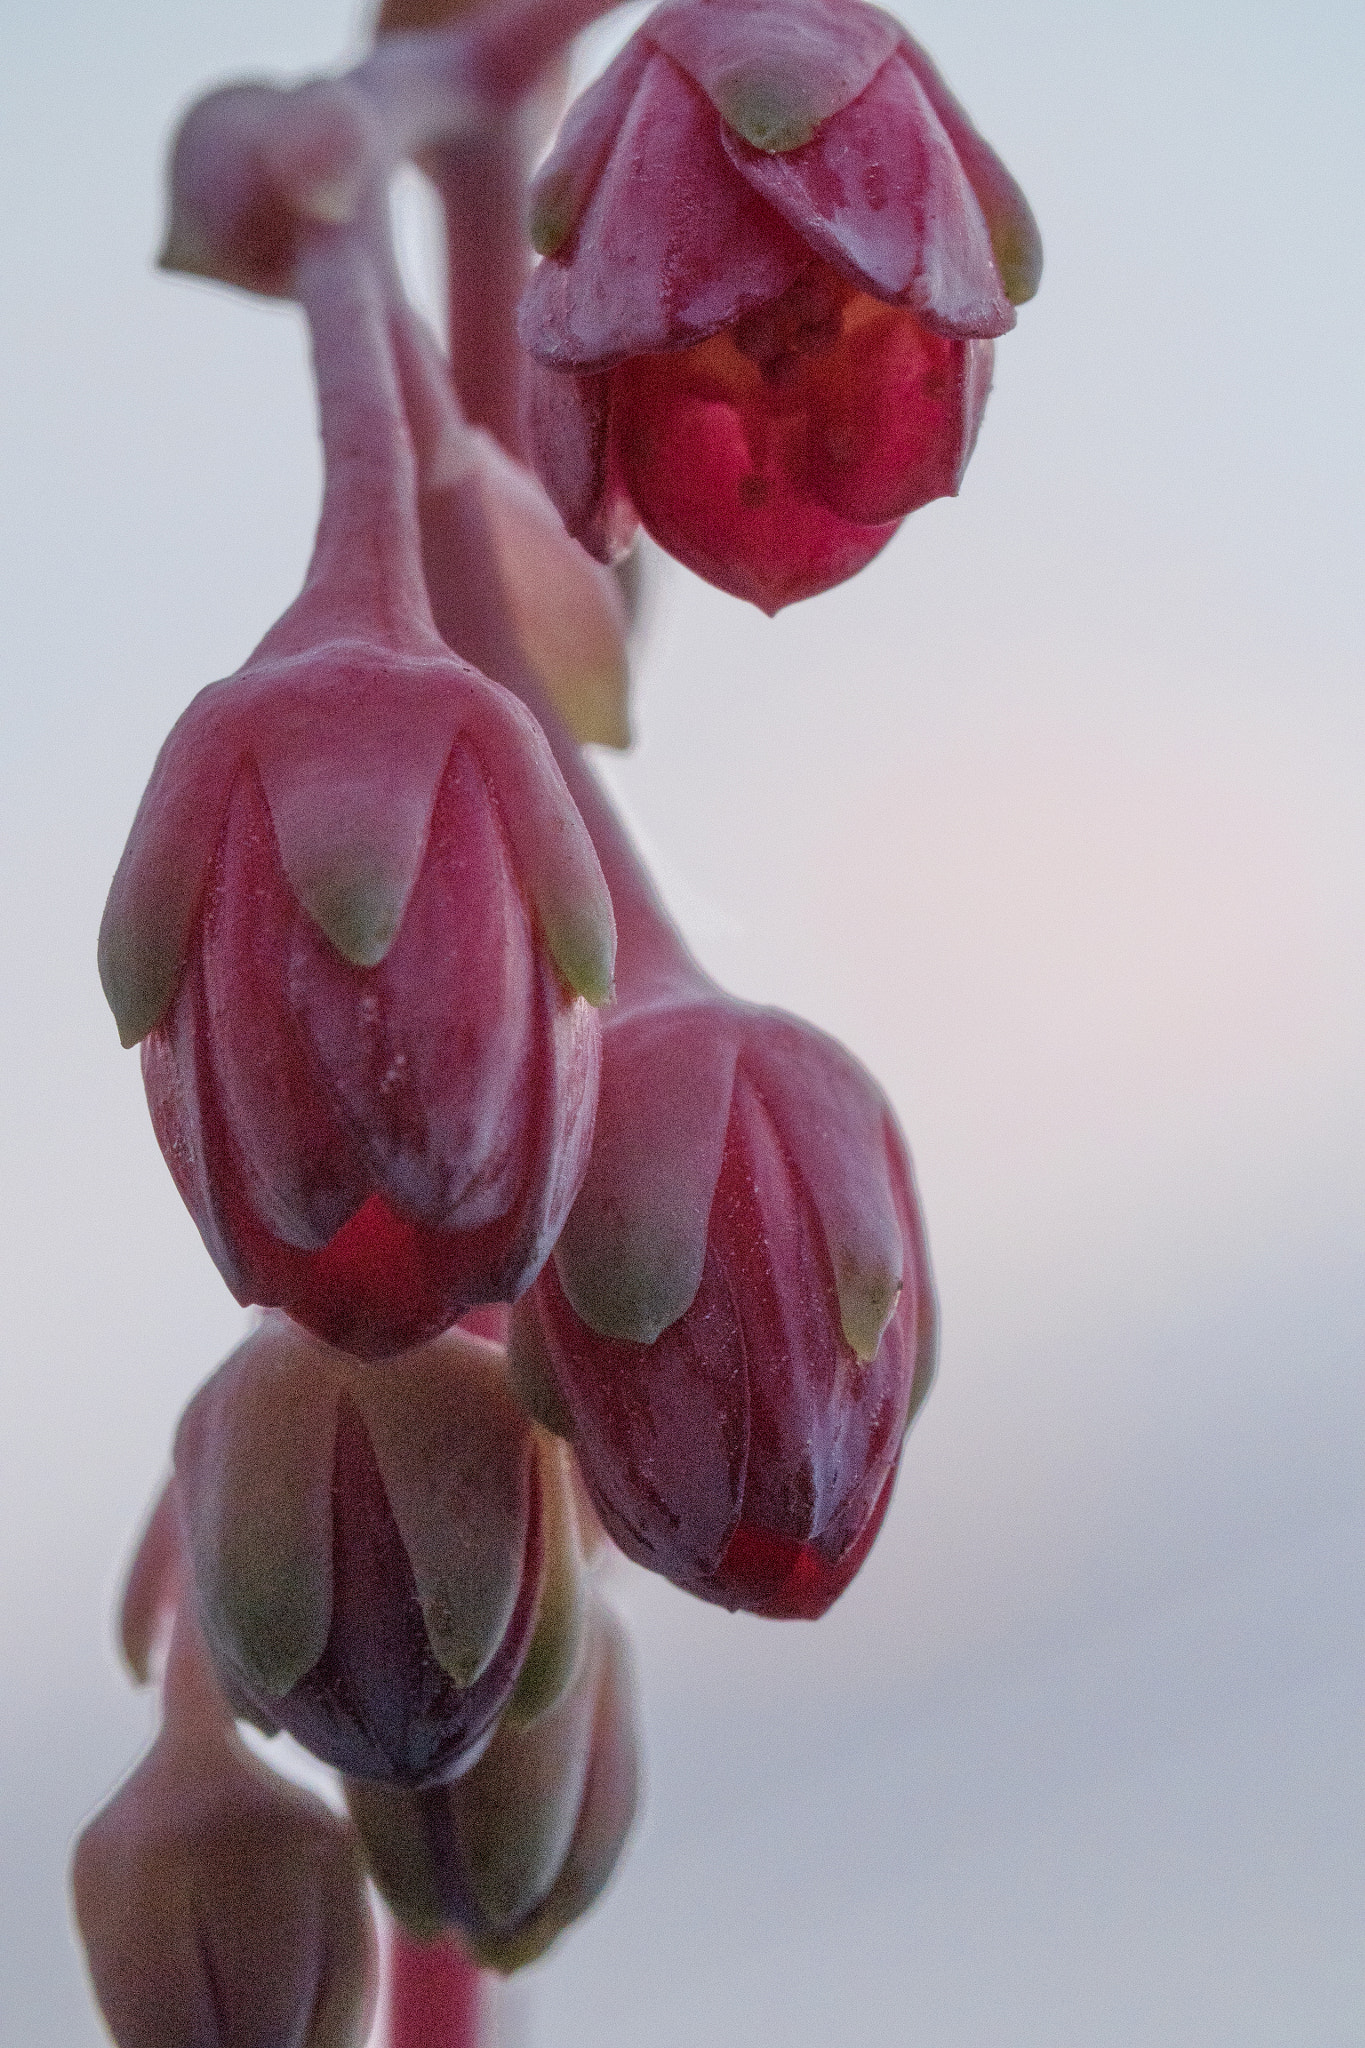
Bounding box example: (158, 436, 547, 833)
(715, 75, 824, 153)
(157, 226, 214, 281)
(997, 226, 1044, 306)
(215, 1581, 330, 1699)
(555, 1239, 699, 1347)
(98, 939, 172, 1050)
(297, 867, 406, 968)
(417, 1598, 490, 1690)
(838, 1270, 902, 1362)
(530, 180, 577, 259)
(545, 915, 616, 1009)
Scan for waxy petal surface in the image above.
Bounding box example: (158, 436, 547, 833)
(249, 1393, 544, 1785)
(740, 1010, 905, 1358)
(201, 764, 371, 1250)
(352, 1340, 534, 1689)
(521, 360, 638, 564)
(290, 742, 539, 1234)
(552, 999, 740, 1342)
(648, 0, 900, 151)
(347, 1605, 635, 1961)
(506, 1438, 589, 1727)
(471, 1610, 639, 1970)
(249, 646, 457, 969)
(520, 51, 807, 370)
(174, 1324, 339, 1698)
(801, 309, 993, 526)
(724, 52, 1014, 335)
(529, 35, 653, 255)
(898, 28, 1043, 304)
(529, 1246, 750, 1579)
(609, 341, 898, 611)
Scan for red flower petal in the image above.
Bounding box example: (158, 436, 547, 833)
(531, 1251, 750, 1580)
(800, 306, 995, 526)
(199, 762, 371, 1251)
(608, 334, 898, 612)
(647, 0, 899, 151)
(897, 28, 1044, 305)
(528, 34, 653, 256)
(520, 357, 638, 562)
(519, 52, 806, 370)
(724, 51, 1015, 337)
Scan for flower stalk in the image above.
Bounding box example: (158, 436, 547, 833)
(388, 1928, 485, 2048)
(75, 0, 1041, 2038)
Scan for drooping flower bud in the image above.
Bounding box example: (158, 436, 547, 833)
(72, 1618, 378, 2048)
(346, 1603, 639, 1969)
(102, 210, 614, 1357)
(174, 1315, 568, 1785)
(520, 0, 1040, 611)
(160, 80, 380, 297)
(510, 991, 937, 1617)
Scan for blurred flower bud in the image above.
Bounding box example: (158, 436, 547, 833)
(392, 313, 633, 747)
(118, 1479, 183, 1686)
(174, 1316, 556, 1784)
(511, 990, 938, 1617)
(161, 81, 381, 298)
(521, 0, 1039, 610)
(347, 1603, 639, 1968)
(72, 1619, 378, 2048)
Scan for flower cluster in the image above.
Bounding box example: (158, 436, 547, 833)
(74, 4, 1037, 2046)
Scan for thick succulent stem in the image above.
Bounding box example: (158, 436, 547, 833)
(355, 0, 617, 156)
(392, 306, 702, 1009)
(428, 130, 532, 456)
(388, 1926, 486, 2048)
(259, 216, 442, 661)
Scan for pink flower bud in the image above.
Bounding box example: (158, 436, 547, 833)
(174, 1316, 553, 1785)
(100, 629, 613, 1358)
(160, 81, 380, 299)
(521, 0, 1039, 611)
(510, 993, 938, 1618)
(347, 1604, 639, 1969)
(72, 1628, 378, 2048)
(115, 178, 618, 1356)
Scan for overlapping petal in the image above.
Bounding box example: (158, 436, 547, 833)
(175, 1318, 549, 1784)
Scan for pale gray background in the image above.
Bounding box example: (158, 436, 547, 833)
(1, 1, 1362, 2042)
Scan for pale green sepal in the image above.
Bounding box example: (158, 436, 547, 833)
(351, 1337, 534, 1690)
(714, 74, 824, 152)
(836, 1260, 902, 1363)
(174, 1327, 341, 1699)
(505, 1438, 587, 1727)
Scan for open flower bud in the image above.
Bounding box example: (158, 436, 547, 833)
(109, 188, 616, 1358)
(510, 992, 938, 1617)
(346, 1604, 639, 1969)
(73, 1621, 377, 2048)
(521, 0, 1039, 610)
(174, 1315, 554, 1784)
